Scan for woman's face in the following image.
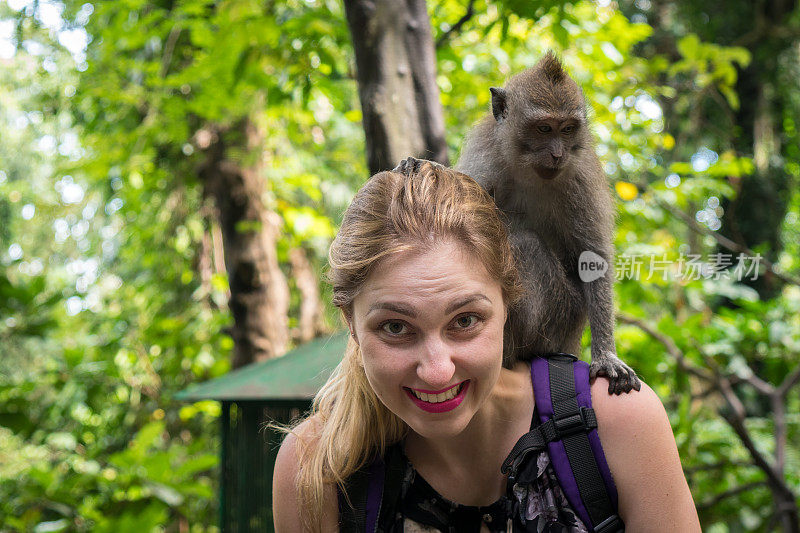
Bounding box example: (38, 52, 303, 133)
(350, 239, 507, 440)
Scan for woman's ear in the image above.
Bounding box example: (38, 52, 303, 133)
(344, 314, 358, 345)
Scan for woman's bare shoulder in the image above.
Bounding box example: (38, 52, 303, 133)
(590, 378, 700, 530)
(280, 416, 323, 451)
(274, 417, 322, 481)
(272, 416, 339, 532)
(590, 378, 666, 431)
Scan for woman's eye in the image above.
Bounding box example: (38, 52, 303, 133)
(454, 315, 478, 329)
(381, 321, 408, 335)
(537, 124, 552, 133)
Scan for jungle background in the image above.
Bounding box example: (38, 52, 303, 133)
(1, 0, 799, 531)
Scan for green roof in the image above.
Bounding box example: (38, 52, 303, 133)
(176, 331, 348, 402)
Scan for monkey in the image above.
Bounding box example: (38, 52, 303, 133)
(394, 52, 640, 394)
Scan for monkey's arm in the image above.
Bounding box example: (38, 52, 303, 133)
(573, 178, 640, 394)
(583, 259, 641, 394)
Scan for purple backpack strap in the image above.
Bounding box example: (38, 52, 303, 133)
(531, 354, 624, 533)
(336, 455, 383, 532)
(339, 444, 405, 532)
(364, 456, 384, 533)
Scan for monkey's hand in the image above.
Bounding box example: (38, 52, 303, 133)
(392, 157, 446, 176)
(589, 349, 641, 395)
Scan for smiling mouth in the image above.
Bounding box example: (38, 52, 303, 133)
(406, 382, 466, 403)
(403, 381, 470, 413)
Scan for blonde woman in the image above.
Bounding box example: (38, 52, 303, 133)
(273, 163, 699, 532)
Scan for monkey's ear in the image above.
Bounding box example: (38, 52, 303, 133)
(490, 87, 508, 123)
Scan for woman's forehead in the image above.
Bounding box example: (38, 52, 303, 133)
(354, 240, 502, 309)
(372, 240, 482, 280)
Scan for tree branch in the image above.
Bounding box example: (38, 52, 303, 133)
(739, 373, 775, 396)
(685, 460, 753, 474)
(772, 394, 786, 475)
(716, 379, 792, 501)
(160, 25, 182, 78)
(435, 0, 475, 49)
(616, 313, 712, 381)
(697, 481, 767, 511)
(617, 312, 798, 519)
(776, 363, 800, 397)
(656, 199, 800, 287)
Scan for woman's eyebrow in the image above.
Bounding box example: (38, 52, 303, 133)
(366, 302, 417, 318)
(445, 294, 490, 314)
(367, 294, 491, 318)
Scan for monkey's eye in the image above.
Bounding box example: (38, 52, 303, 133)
(562, 125, 576, 134)
(536, 124, 552, 133)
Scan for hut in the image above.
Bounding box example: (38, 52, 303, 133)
(176, 331, 348, 532)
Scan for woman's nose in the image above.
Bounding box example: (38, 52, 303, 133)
(416, 336, 456, 388)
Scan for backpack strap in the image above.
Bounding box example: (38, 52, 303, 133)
(338, 444, 405, 532)
(530, 353, 624, 533)
(338, 460, 373, 532)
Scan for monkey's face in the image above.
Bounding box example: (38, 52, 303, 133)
(511, 115, 584, 181)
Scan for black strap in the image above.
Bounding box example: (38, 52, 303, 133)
(376, 444, 405, 530)
(547, 357, 622, 532)
(500, 425, 547, 481)
(339, 444, 406, 532)
(338, 465, 370, 532)
(500, 406, 598, 482)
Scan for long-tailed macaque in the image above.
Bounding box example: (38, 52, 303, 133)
(395, 52, 640, 394)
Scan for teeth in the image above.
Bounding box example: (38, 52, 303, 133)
(412, 383, 462, 403)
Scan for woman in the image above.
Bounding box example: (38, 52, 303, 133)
(273, 163, 700, 532)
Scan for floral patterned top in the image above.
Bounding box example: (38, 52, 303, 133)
(380, 445, 589, 533)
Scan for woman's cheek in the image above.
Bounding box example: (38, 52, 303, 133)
(362, 344, 405, 392)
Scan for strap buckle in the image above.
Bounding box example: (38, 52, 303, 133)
(505, 448, 534, 484)
(593, 513, 624, 533)
(553, 406, 597, 439)
(538, 407, 597, 443)
(500, 428, 547, 482)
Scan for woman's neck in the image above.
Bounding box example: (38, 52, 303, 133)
(403, 361, 533, 506)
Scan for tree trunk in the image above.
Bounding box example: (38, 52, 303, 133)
(715, 0, 797, 300)
(289, 247, 329, 343)
(197, 119, 290, 368)
(343, 0, 449, 175)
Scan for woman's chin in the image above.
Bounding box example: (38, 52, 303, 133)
(406, 417, 471, 440)
(402, 404, 476, 441)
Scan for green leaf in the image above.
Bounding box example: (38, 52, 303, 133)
(147, 482, 184, 506)
(174, 454, 218, 478)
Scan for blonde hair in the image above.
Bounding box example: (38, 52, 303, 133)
(290, 163, 521, 531)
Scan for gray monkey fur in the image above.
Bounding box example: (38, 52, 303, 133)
(394, 52, 640, 395)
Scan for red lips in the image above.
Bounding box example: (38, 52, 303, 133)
(404, 381, 470, 414)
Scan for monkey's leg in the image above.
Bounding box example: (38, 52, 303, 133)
(583, 269, 641, 394)
(508, 230, 584, 359)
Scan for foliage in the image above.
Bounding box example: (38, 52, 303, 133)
(1, 0, 798, 531)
